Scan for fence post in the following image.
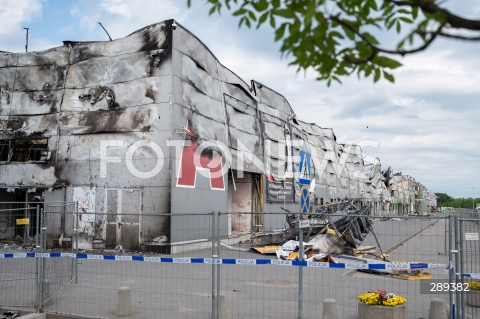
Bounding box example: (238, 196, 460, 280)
(75, 201, 79, 283)
(454, 215, 460, 318)
(298, 223, 304, 319)
(459, 220, 465, 319)
(216, 211, 221, 319)
(35, 205, 40, 313)
(448, 215, 454, 319)
(211, 211, 216, 319)
(40, 208, 46, 312)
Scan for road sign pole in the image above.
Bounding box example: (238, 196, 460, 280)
(298, 227, 303, 319)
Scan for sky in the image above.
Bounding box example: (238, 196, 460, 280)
(0, 0, 479, 198)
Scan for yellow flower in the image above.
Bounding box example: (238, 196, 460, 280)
(358, 291, 407, 307)
(468, 281, 480, 291)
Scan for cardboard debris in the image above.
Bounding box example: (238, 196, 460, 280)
(252, 245, 282, 255)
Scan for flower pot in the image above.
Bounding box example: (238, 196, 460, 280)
(358, 302, 406, 319)
(466, 290, 480, 307)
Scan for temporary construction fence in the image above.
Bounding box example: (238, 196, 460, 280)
(0, 202, 77, 310)
(1, 208, 479, 319)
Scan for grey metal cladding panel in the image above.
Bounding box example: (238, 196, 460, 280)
(66, 51, 153, 89)
(0, 67, 16, 87)
(8, 90, 63, 115)
(62, 76, 169, 112)
(217, 64, 253, 95)
(0, 164, 56, 187)
(0, 114, 58, 138)
(260, 112, 284, 126)
(321, 128, 335, 139)
(56, 131, 171, 162)
(173, 26, 218, 78)
(172, 103, 227, 144)
(14, 65, 67, 92)
(172, 50, 222, 101)
(266, 157, 287, 176)
(224, 93, 256, 117)
(257, 102, 285, 120)
(0, 53, 18, 68)
(226, 104, 259, 133)
(58, 104, 167, 135)
(173, 77, 224, 123)
(71, 22, 171, 64)
(17, 47, 70, 67)
(262, 121, 285, 141)
(230, 148, 263, 174)
(255, 83, 286, 112)
(264, 139, 287, 159)
(297, 120, 315, 135)
(222, 83, 257, 108)
(229, 126, 261, 154)
(57, 160, 170, 188)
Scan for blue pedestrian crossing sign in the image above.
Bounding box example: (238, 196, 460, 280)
(300, 185, 310, 219)
(299, 150, 310, 185)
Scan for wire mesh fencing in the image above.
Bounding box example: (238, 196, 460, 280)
(1, 209, 478, 319)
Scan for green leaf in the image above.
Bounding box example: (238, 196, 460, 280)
(272, 0, 280, 8)
(330, 31, 344, 39)
(398, 9, 410, 14)
(412, 7, 418, 19)
(341, 24, 355, 40)
(383, 70, 395, 83)
(368, 0, 378, 11)
(373, 56, 402, 69)
(270, 14, 276, 28)
(396, 21, 401, 33)
(248, 11, 256, 21)
(387, 18, 396, 30)
(275, 23, 287, 41)
(253, 0, 269, 11)
(233, 8, 247, 16)
(257, 11, 268, 28)
(374, 68, 381, 83)
(273, 9, 295, 19)
(245, 17, 251, 28)
(399, 17, 413, 23)
(209, 6, 217, 15)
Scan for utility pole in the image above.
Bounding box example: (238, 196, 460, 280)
(473, 187, 475, 210)
(24, 28, 29, 52)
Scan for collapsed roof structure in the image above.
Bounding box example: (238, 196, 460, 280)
(0, 20, 437, 251)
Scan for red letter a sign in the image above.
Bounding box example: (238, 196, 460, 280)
(176, 142, 225, 190)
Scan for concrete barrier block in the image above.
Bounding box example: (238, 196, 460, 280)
(322, 299, 341, 319)
(429, 299, 447, 319)
(115, 286, 134, 316)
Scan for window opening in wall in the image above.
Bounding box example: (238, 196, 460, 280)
(0, 139, 48, 163)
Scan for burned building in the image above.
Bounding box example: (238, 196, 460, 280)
(0, 20, 436, 251)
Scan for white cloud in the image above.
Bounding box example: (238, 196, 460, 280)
(70, 0, 183, 40)
(0, 0, 44, 52)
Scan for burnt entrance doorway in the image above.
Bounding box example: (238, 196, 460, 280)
(105, 189, 142, 251)
(227, 170, 264, 236)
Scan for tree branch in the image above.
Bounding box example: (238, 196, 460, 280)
(330, 15, 442, 56)
(437, 32, 480, 41)
(386, 0, 480, 30)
